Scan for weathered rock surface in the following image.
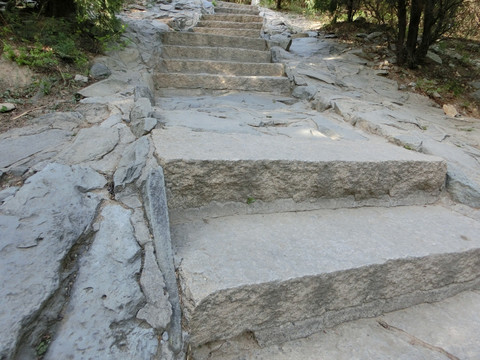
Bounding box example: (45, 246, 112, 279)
(77, 79, 130, 98)
(136, 242, 173, 330)
(0, 128, 72, 169)
(114, 136, 150, 191)
(57, 126, 119, 164)
(0, 163, 105, 359)
(45, 205, 158, 360)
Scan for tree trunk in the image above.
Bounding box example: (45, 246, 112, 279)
(347, 0, 354, 22)
(276, 0, 282, 10)
(416, 0, 435, 63)
(396, 0, 407, 65)
(405, 0, 424, 68)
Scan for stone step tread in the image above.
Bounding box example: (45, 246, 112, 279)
(215, 7, 260, 15)
(151, 127, 446, 209)
(217, 1, 259, 10)
(196, 20, 263, 29)
(155, 73, 291, 93)
(160, 45, 271, 62)
(202, 14, 263, 23)
(159, 59, 284, 76)
(172, 204, 480, 346)
(193, 27, 260, 38)
(161, 32, 267, 50)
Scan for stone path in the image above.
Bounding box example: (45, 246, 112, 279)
(156, 1, 290, 93)
(1, 1, 479, 360)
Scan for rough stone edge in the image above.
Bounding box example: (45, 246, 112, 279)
(252, 275, 480, 347)
(143, 167, 183, 354)
(185, 248, 480, 347)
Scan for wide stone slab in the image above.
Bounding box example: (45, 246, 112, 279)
(196, 20, 263, 29)
(151, 127, 446, 209)
(160, 45, 271, 62)
(201, 14, 263, 23)
(215, 7, 260, 15)
(172, 205, 480, 347)
(161, 32, 267, 51)
(193, 27, 261, 38)
(155, 73, 291, 93)
(159, 59, 284, 76)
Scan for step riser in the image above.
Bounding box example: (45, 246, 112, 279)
(158, 160, 446, 210)
(159, 60, 285, 76)
(161, 32, 267, 51)
(202, 14, 263, 23)
(155, 74, 291, 93)
(215, 7, 259, 15)
(196, 20, 263, 29)
(182, 249, 480, 346)
(160, 46, 272, 63)
(193, 28, 260, 38)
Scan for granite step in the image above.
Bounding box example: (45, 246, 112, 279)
(216, 1, 259, 10)
(214, 6, 259, 15)
(172, 204, 480, 348)
(196, 20, 263, 29)
(159, 59, 284, 76)
(161, 31, 267, 50)
(201, 13, 263, 23)
(193, 27, 260, 38)
(151, 126, 446, 210)
(155, 73, 291, 93)
(160, 45, 272, 62)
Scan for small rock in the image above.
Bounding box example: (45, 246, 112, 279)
(0, 102, 16, 113)
(432, 91, 442, 99)
(398, 84, 407, 90)
(470, 81, 480, 90)
(292, 85, 317, 101)
(268, 34, 292, 51)
(74, 74, 89, 83)
(471, 90, 480, 102)
(162, 332, 169, 342)
(324, 33, 338, 39)
(426, 51, 442, 65)
(131, 117, 158, 138)
(367, 31, 384, 41)
(134, 85, 155, 106)
(375, 70, 389, 76)
(443, 104, 459, 117)
(408, 82, 417, 88)
(90, 63, 111, 80)
(113, 136, 150, 191)
(130, 98, 153, 122)
(9, 165, 28, 177)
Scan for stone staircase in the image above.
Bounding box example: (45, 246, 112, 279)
(155, 1, 290, 94)
(151, 1, 480, 357)
(150, 87, 480, 357)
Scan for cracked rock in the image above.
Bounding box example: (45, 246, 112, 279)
(45, 205, 158, 360)
(0, 163, 105, 359)
(57, 126, 119, 164)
